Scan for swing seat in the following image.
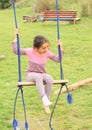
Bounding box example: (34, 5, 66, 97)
(17, 80, 68, 87)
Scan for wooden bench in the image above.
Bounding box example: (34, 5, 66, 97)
(40, 10, 80, 24)
(17, 80, 68, 87)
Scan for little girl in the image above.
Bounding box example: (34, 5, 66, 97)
(12, 29, 64, 113)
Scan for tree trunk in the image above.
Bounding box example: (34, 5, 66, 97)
(55, 78, 92, 94)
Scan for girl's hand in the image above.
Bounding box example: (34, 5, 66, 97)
(14, 29, 19, 37)
(12, 29, 19, 42)
(57, 40, 63, 50)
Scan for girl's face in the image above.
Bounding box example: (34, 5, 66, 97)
(36, 42, 49, 54)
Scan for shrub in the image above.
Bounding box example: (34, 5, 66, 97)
(89, 0, 92, 16)
(0, 0, 11, 9)
(34, 0, 62, 13)
(81, 0, 89, 17)
(81, 0, 92, 17)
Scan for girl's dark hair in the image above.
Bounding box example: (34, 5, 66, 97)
(33, 35, 49, 48)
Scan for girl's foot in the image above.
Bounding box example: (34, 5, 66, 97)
(44, 106, 51, 114)
(42, 95, 52, 106)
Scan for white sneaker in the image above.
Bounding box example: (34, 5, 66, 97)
(42, 96, 52, 106)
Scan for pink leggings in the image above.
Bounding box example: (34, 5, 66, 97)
(26, 72, 53, 99)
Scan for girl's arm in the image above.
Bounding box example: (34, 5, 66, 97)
(12, 29, 26, 55)
(48, 40, 64, 62)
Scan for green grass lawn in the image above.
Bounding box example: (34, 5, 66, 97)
(0, 7, 92, 130)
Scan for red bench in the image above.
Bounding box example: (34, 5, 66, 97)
(40, 10, 80, 24)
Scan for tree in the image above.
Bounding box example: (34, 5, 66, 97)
(0, 0, 11, 9)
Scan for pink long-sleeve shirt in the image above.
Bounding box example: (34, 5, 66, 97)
(12, 42, 64, 74)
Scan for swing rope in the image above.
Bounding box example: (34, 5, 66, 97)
(11, 0, 29, 129)
(49, 0, 73, 129)
(12, 0, 21, 82)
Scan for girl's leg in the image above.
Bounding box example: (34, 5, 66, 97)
(43, 73, 53, 99)
(26, 72, 45, 97)
(26, 72, 52, 107)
